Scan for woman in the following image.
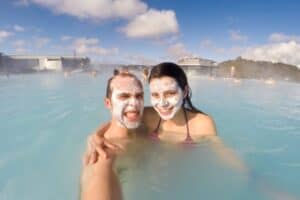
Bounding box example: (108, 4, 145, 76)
(142, 62, 216, 143)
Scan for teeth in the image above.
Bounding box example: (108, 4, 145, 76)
(125, 111, 139, 119)
(158, 107, 172, 113)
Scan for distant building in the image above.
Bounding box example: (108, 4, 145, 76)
(0, 53, 90, 74)
(177, 57, 218, 76)
(177, 57, 216, 66)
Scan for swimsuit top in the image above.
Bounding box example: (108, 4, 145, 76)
(149, 109, 195, 144)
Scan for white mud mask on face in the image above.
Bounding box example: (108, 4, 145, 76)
(149, 77, 184, 120)
(110, 77, 144, 129)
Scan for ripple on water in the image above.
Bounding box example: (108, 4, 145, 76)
(243, 145, 288, 154)
(280, 162, 300, 168)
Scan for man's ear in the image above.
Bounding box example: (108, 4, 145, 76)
(104, 98, 112, 109)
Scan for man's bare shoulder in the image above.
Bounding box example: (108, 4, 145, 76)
(142, 106, 160, 131)
(143, 106, 158, 121)
(143, 106, 156, 115)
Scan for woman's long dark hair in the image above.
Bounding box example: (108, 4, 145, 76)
(148, 62, 205, 114)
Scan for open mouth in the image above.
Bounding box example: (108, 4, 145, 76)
(124, 110, 140, 121)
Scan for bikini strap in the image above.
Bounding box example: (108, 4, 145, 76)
(183, 109, 193, 142)
(154, 117, 161, 134)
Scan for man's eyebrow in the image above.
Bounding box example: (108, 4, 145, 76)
(116, 92, 130, 96)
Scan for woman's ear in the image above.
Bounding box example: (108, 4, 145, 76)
(183, 85, 189, 98)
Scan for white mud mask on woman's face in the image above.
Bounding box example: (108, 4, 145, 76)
(149, 77, 184, 120)
(110, 77, 144, 129)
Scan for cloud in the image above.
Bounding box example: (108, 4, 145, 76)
(14, 0, 29, 6)
(13, 25, 25, 32)
(0, 30, 14, 42)
(125, 54, 157, 65)
(72, 37, 118, 56)
(242, 41, 300, 67)
(61, 35, 72, 41)
(200, 39, 226, 54)
(269, 32, 300, 43)
(34, 37, 50, 48)
(25, 0, 147, 20)
(15, 48, 28, 53)
(18, 0, 179, 40)
(229, 30, 248, 42)
(122, 9, 179, 39)
(12, 40, 26, 47)
(12, 40, 28, 53)
(152, 35, 180, 46)
(200, 39, 214, 48)
(167, 42, 194, 59)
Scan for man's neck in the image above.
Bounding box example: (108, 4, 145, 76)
(104, 121, 129, 140)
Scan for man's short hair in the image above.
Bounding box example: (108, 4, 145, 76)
(105, 70, 143, 99)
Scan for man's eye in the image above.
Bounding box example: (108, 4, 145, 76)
(135, 93, 143, 99)
(118, 94, 130, 99)
(151, 93, 159, 98)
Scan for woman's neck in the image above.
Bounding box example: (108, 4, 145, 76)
(163, 107, 186, 125)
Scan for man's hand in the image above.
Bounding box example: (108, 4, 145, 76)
(83, 133, 123, 166)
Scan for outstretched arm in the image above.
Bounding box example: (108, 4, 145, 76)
(81, 149, 122, 200)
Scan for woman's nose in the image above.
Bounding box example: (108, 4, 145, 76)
(159, 98, 169, 107)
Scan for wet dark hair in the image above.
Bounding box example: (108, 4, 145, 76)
(148, 62, 205, 114)
(106, 69, 143, 99)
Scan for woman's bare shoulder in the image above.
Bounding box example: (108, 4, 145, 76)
(189, 112, 217, 137)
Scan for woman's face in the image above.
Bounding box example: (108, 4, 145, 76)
(149, 76, 184, 120)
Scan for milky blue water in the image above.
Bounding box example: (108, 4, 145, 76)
(0, 72, 299, 200)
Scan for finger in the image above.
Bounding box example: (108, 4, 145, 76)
(95, 146, 108, 159)
(103, 140, 120, 150)
(89, 151, 98, 164)
(86, 135, 94, 154)
(92, 134, 104, 145)
(82, 152, 90, 166)
(88, 134, 103, 154)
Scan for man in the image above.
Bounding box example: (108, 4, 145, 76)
(81, 71, 144, 200)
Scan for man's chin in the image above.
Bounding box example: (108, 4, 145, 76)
(126, 125, 140, 129)
(124, 121, 140, 129)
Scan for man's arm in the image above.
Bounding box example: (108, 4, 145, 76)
(81, 150, 122, 200)
(83, 122, 120, 166)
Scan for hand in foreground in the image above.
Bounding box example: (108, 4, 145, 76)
(83, 133, 123, 166)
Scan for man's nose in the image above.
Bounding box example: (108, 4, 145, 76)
(128, 97, 139, 105)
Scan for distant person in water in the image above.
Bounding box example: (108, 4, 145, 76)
(142, 67, 149, 83)
(81, 71, 144, 200)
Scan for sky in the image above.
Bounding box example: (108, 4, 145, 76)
(0, 0, 300, 66)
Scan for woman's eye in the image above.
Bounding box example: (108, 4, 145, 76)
(165, 91, 177, 97)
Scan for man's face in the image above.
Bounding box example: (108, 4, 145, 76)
(149, 76, 184, 120)
(108, 76, 144, 129)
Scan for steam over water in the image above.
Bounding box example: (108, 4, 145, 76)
(0, 72, 299, 199)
